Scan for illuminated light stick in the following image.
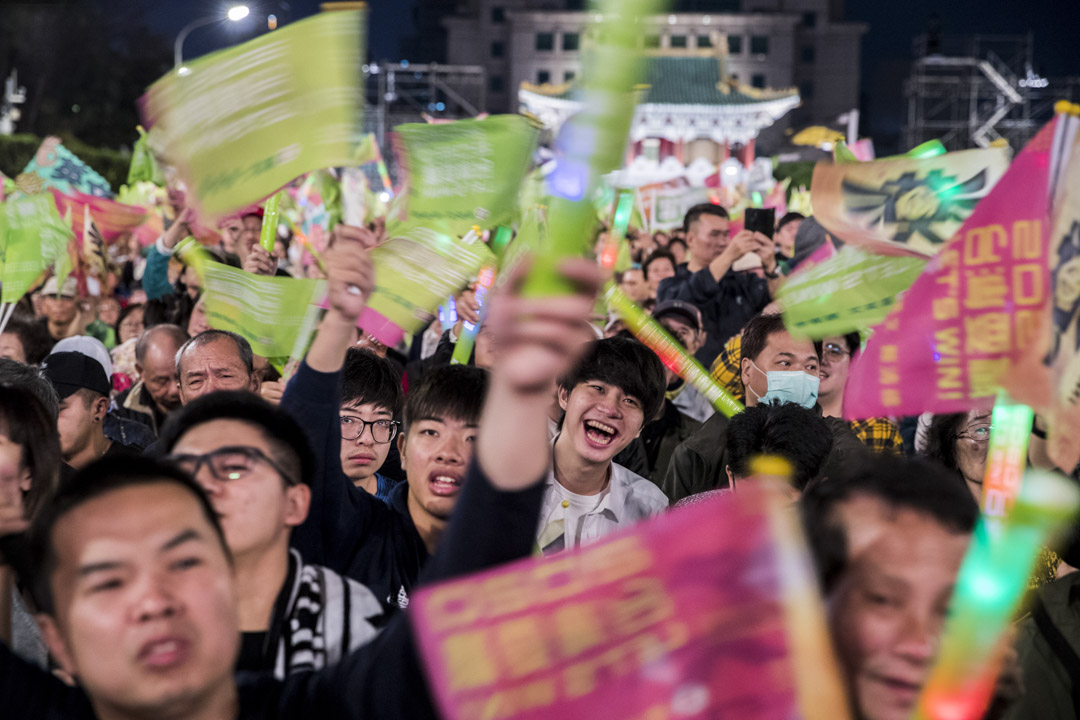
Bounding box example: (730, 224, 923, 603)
(522, 0, 666, 297)
(604, 282, 744, 418)
(913, 468, 1080, 720)
(259, 192, 283, 254)
(450, 226, 506, 364)
(599, 191, 635, 270)
(980, 391, 1035, 536)
(450, 263, 497, 365)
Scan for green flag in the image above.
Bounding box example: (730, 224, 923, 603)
(779, 246, 928, 339)
(142, 10, 364, 220)
(360, 226, 496, 345)
(1, 195, 74, 303)
(393, 115, 539, 237)
(195, 258, 325, 358)
(127, 126, 165, 186)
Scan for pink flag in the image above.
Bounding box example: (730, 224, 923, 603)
(410, 484, 850, 720)
(51, 189, 150, 243)
(844, 118, 1060, 419)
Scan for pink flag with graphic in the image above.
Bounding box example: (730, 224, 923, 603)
(844, 118, 1059, 419)
(410, 484, 850, 720)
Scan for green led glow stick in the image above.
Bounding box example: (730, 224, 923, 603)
(599, 191, 635, 270)
(913, 469, 1079, 720)
(605, 282, 744, 418)
(522, 0, 666, 297)
(259, 192, 283, 254)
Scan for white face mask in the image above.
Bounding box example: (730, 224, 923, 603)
(748, 361, 820, 409)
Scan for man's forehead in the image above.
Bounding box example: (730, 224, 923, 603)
(763, 330, 815, 358)
(53, 484, 212, 567)
(186, 340, 244, 366)
(341, 400, 392, 415)
(173, 418, 266, 451)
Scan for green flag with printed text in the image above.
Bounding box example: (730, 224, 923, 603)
(195, 259, 325, 358)
(779, 246, 927, 339)
(142, 10, 364, 220)
(394, 115, 538, 237)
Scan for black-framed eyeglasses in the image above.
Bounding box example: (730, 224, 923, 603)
(340, 416, 400, 443)
(957, 424, 993, 445)
(169, 446, 297, 486)
(822, 343, 851, 362)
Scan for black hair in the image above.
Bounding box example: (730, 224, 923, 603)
(0, 315, 53, 365)
(726, 402, 833, 491)
(0, 358, 59, 421)
(558, 337, 666, 424)
(0, 384, 61, 518)
(641, 249, 677, 280)
(343, 347, 404, 417)
(135, 324, 189, 365)
(158, 391, 315, 488)
(403, 365, 489, 435)
(176, 329, 254, 377)
(25, 454, 230, 615)
(682, 203, 729, 233)
(115, 302, 144, 340)
(924, 413, 969, 477)
(840, 331, 861, 356)
(799, 454, 978, 593)
(667, 237, 687, 253)
(776, 211, 806, 233)
(740, 312, 823, 366)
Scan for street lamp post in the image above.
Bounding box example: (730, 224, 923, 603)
(174, 5, 251, 69)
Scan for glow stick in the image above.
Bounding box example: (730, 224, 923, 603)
(598, 190, 635, 270)
(522, 0, 665, 297)
(260, 192, 283, 254)
(913, 469, 1080, 720)
(604, 282, 744, 417)
(450, 263, 497, 366)
(980, 392, 1035, 537)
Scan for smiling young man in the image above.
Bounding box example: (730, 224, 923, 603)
(800, 456, 978, 720)
(538, 336, 668, 554)
(339, 348, 404, 501)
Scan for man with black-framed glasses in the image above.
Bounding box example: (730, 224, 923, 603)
(340, 347, 404, 502)
(158, 391, 384, 679)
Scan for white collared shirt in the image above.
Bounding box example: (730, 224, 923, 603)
(537, 451, 667, 554)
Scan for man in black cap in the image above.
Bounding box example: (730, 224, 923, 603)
(652, 299, 713, 423)
(43, 352, 138, 470)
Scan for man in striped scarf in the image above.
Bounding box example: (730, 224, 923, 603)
(157, 391, 383, 678)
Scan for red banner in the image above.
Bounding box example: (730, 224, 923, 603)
(51, 189, 150, 243)
(845, 118, 1060, 419)
(411, 484, 849, 720)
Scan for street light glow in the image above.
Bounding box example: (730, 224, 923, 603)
(227, 5, 250, 22)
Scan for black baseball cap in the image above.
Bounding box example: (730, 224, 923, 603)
(42, 352, 111, 399)
(652, 299, 703, 332)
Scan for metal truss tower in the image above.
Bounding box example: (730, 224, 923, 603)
(905, 33, 1080, 152)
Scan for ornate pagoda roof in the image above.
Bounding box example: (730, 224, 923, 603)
(519, 55, 800, 145)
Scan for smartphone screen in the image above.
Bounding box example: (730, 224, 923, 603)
(744, 208, 776, 240)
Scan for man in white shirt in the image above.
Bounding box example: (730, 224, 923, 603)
(538, 336, 668, 553)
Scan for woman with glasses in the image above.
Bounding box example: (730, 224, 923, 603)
(925, 410, 993, 502)
(818, 333, 905, 454)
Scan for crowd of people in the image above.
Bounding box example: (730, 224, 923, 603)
(0, 184, 1076, 720)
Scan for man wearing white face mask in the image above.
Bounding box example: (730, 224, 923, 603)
(661, 313, 868, 503)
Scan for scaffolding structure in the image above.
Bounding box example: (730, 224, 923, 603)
(905, 33, 1080, 152)
(362, 62, 487, 182)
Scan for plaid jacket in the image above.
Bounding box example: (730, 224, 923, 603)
(710, 334, 902, 454)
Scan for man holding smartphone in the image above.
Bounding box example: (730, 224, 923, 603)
(656, 203, 778, 367)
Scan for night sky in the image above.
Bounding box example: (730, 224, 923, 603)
(141, 0, 1079, 150)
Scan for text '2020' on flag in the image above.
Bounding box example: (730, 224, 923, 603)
(140, 10, 365, 221)
(844, 116, 1065, 419)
